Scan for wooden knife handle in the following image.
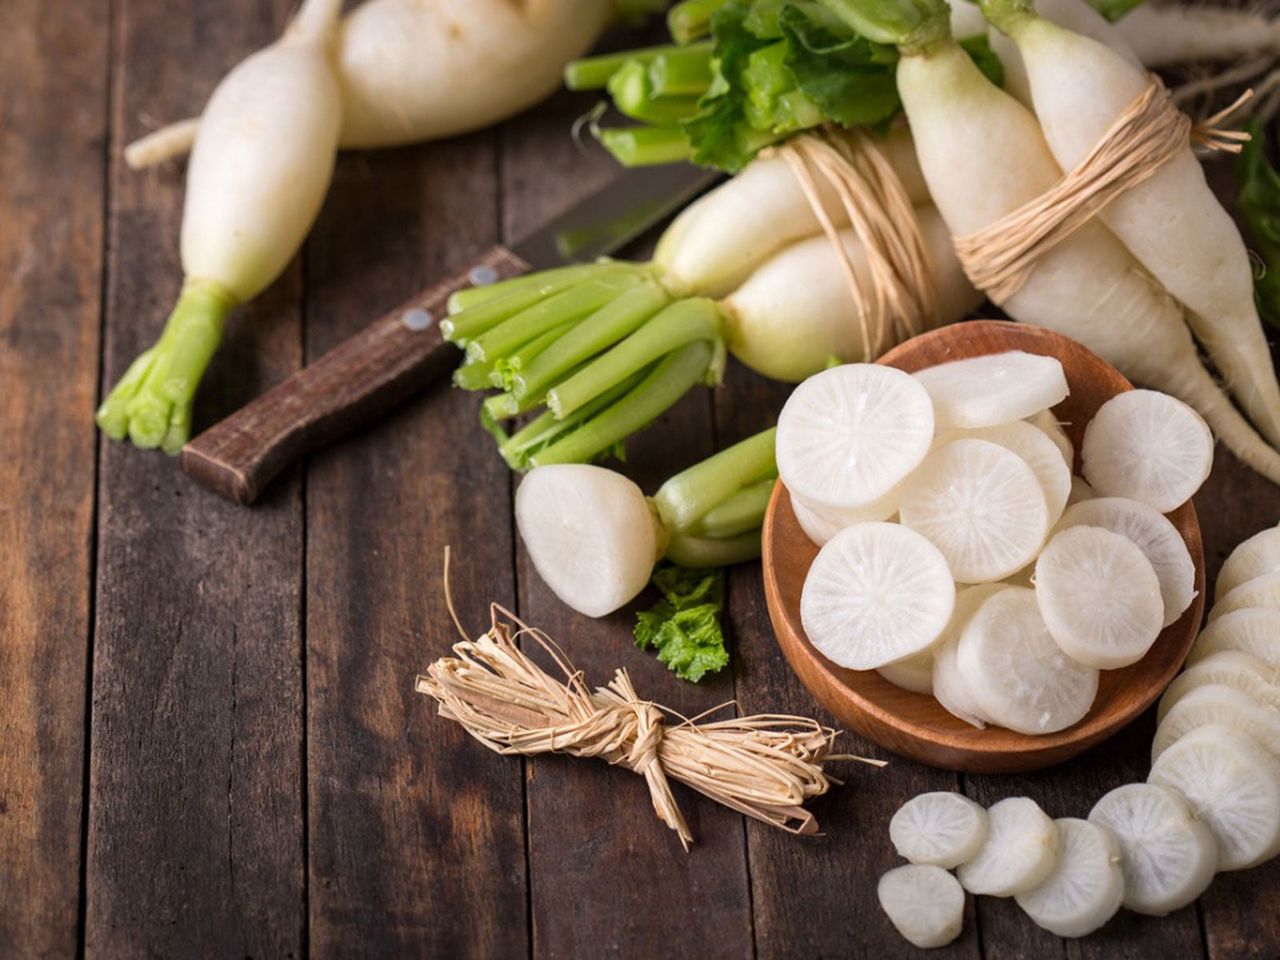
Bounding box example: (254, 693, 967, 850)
(181, 244, 529, 504)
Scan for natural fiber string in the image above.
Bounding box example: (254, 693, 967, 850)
(955, 76, 1252, 304)
(416, 605, 883, 850)
(763, 127, 939, 360)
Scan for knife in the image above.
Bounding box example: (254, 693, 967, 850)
(180, 162, 720, 505)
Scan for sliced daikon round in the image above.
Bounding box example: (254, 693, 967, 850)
(957, 587, 1099, 734)
(800, 522, 955, 670)
(1189, 607, 1280, 670)
(878, 864, 965, 949)
(790, 487, 898, 547)
(1034, 526, 1163, 669)
(899, 439, 1050, 583)
(957, 797, 1061, 897)
(1148, 724, 1280, 871)
(931, 584, 1007, 729)
(515, 464, 659, 618)
(1057, 497, 1196, 628)
(878, 650, 934, 695)
(1087, 782, 1218, 915)
(1067, 475, 1096, 507)
(890, 792, 989, 868)
(1216, 524, 1280, 600)
(1015, 818, 1123, 938)
(1208, 572, 1280, 623)
(912, 351, 1069, 430)
(945, 420, 1071, 523)
(1151, 683, 1280, 761)
(1080, 389, 1214, 512)
(1026, 408, 1073, 468)
(777, 364, 934, 511)
(1157, 651, 1280, 723)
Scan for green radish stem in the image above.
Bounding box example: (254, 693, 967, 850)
(607, 61, 703, 124)
(667, 530, 764, 567)
(652, 427, 778, 531)
(446, 262, 624, 315)
(597, 126, 694, 166)
(668, 0, 730, 44)
(565, 42, 713, 92)
(685, 478, 776, 538)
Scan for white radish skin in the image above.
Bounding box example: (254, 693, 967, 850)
(1157, 651, 1280, 724)
(945, 420, 1072, 523)
(1217, 524, 1280, 600)
(912, 351, 1069, 431)
(878, 865, 966, 948)
(957, 797, 1061, 897)
(878, 649, 935, 695)
(1015, 818, 1124, 938)
(1026, 408, 1073, 469)
(720, 206, 981, 381)
(1189, 607, 1280, 670)
(1088, 782, 1218, 916)
(891, 791, 989, 867)
(515, 464, 663, 618)
(896, 41, 1280, 487)
(932, 584, 1006, 728)
(998, 13, 1280, 448)
(1151, 683, 1280, 762)
(1114, 4, 1280, 68)
(1209, 572, 1280, 623)
(1148, 724, 1280, 871)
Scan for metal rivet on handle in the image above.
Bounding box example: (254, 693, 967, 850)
(468, 265, 499, 286)
(402, 307, 433, 331)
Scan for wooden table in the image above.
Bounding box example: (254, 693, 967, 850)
(4, 1, 1279, 957)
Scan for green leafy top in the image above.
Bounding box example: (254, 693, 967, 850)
(1238, 118, 1280, 330)
(635, 564, 731, 682)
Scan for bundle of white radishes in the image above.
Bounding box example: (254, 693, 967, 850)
(876, 520, 1280, 947)
(779, 348, 1211, 735)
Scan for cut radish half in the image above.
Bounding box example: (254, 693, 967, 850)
(1067, 475, 1096, 507)
(912, 351, 1069, 430)
(1015, 818, 1123, 938)
(890, 792, 989, 868)
(1087, 782, 1218, 916)
(1151, 683, 1280, 761)
(1034, 526, 1163, 669)
(957, 587, 1099, 734)
(945, 420, 1071, 523)
(1057, 497, 1196, 628)
(1026, 408, 1073, 468)
(1216, 524, 1280, 600)
(931, 584, 1006, 728)
(1208, 572, 1280, 623)
(800, 522, 955, 670)
(1080, 390, 1214, 512)
(1157, 651, 1280, 723)
(899, 439, 1050, 583)
(957, 797, 1061, 897)
(878, 650, 934, 695)
(789, 487, 898, 547)
(777, 364, 934, 511)
(1189, 608, 1280, 670)
(878, 864, 965, 949)
(1148, 725, 1280, 871)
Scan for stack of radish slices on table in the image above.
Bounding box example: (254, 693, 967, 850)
(777, 351, 1209, 735)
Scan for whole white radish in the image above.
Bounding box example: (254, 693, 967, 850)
(1157, 651, 1280, 724)
(957, 796, 1061, 897)
(1114, 3, 1280, 68)
(912, 351, 1069, 431)
(1151, 683, 1280, 761)
(1208, 572, 1280, 623)
(97, 0, 344, 452)
(1015, 818, 1124, 938)
(981, 0, 1280, 448)
(890, 791, 989, 868)
(878, 864, 966, 948)
(1189, 607, 1280, 670)
(1216, 524, 1280, 600)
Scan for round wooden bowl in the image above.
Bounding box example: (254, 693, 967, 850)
(762, 321, 1205, 774)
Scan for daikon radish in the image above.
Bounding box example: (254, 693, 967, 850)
(1015, 818, 1124, 938)
(891, 791, 990, 868)
(1208, 572, 1280, 623)
(1151, 684, 1280, 762)
(957, 797, 1062, 896)
(1080, 391, 1214, 513)
(800, 522, 955, 670)
(912, 351, 1069, 430)
(878, 864, 966, 948)
(1157, 651, 1280, 724)
(878, 650, 935, 695)
(1217, 525, 1280, 600)
(899, 439, 1050, 583)
(932, 584, 1006, 728)
(1087, 782, 1218, 915)
(1149, 724, 1280, 871)
(957, 586, 1099, 734)
(1114, 3, 1280, 68)
(945, 419, 1072, 522)
(1189, 608, 1280, 670)
(1057, 497, 1196, 628)
(1026, 407, 1073, 468)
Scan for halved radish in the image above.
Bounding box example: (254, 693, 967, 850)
(878, 864, 966, 948)
(1087, 782, 1218, 916)
(1149, 725, 1280, 871)
(878, 650, 934, 695)
(777, 364, 934, 512)
(1208, 572, 1280, 623)
(1067, 475, 1096, 507)
(789, 487, 898, 548)
(890, 791, 989, 868)
(912, 351, 1069, 430)
(1034, 526, 1163, 669)
(945, 420, 1072, 523)
(1216, 524, 1280, 600)
(800, 522, 955, 670)
(1015, 818, 1124, 938)
(1151, 683, 1280, 761)
(957, 797, 1061, 897)
(1057, 497, 1196, 627)
(957, 587, 1099, 735)
(932, 584, 1006, 729)
(899, 439, 1050, 583)
(1026, 408, 1073, 468)
(1157, 651, 1280, 723)
(1189, 608, 1280, 670)
(1080, 390, 1214, 512)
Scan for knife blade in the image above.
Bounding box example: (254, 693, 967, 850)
(180, 162, 720, 504)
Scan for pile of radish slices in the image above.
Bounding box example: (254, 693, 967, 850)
(778, 350, 1211, 734)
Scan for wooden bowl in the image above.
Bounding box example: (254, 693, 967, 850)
(762, 321, 1205, 774)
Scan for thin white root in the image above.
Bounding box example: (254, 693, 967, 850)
(1171, 57, 1273, 107)
(124, 116, 199, 170)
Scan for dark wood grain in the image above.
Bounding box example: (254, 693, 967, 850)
(302, 135, 528, 959)
(85, 2, 306, 957)
(0, 0, 106, 954)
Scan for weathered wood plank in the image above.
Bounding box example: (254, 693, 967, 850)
(303, 135, 527, 958)
(0, 0, 107, 955)
(85, 2, 305, 957)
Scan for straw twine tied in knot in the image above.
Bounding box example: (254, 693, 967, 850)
(955, 77, 1253, 304)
